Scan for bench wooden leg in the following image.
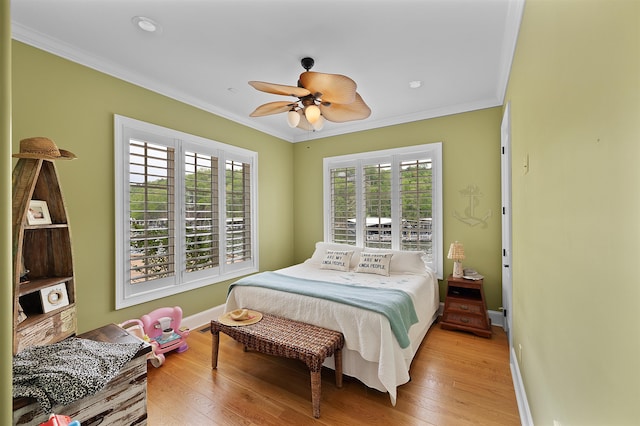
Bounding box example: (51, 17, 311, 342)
(310, 370, 321, 418)
(334, 348, 343, 388)
(211, 330, 219, 369)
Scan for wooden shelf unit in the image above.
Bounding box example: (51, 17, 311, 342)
(11, 158, 76, 354)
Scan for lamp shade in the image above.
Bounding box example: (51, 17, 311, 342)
(287, 110, 300, 128)
(311, 114, 325, 131)
(304, 104, 321, 124)
(447, 241, 465, 260)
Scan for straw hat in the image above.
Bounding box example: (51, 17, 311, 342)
(13, 137, 77, 160)
(218, 309, 263, 326)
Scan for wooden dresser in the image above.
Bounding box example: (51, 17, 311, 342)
(12, 324, 151, 426)
(440, 275, 492, 338)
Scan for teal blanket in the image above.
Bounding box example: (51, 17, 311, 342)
(229, 271, 418, 348)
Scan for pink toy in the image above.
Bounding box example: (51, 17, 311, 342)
(119, 318, 164, 367)
(120, 306, 190, 367)
(39, 414, 79, 426)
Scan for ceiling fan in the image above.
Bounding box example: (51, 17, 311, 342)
(248, 57, 371, 131)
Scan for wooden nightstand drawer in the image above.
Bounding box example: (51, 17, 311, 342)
(446, 298, 484, 314)
(442, 312, 486, 328)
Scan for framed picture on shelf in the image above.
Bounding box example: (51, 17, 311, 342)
(40, 283, 69, 313)
(27, 200, 52, 225)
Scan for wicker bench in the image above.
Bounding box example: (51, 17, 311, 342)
(211, 313, 344, 418)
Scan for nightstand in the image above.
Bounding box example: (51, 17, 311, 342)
(441, 274, 492, 338)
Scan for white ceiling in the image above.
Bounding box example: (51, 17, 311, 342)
(10, 0, 524, 143)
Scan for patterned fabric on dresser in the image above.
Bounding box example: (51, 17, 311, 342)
(13, 338, 143, 413)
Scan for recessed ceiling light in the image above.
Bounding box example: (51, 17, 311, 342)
(132, 16, 160, 33)
(409, 80, 422, 89)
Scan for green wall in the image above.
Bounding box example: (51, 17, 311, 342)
(506, 0, 639, 424)
(11, 41, 295, 332)
(292, 108, 504, 308)
(1, 0, 13, 422)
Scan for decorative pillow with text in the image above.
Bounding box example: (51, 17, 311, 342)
(364, 248, 429, 274)
(355, 252, 393, 276)
(307, 242, 363, 269)
(320, 250, 354, 271)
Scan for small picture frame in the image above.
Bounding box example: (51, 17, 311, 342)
(40, 283, 69, 313)
(27, 200, 52, 225)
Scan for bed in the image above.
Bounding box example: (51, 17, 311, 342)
(224, 242, 440, 405)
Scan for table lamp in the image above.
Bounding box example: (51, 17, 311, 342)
(447, 241, 465, 278)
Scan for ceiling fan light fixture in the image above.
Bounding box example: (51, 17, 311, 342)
(304, 104, 321, 124)
(287, 109, 301, 128)
(311, 115, 325, 131)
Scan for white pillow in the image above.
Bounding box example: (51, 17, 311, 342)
(364, 248, 428, 274)
(307, 242, 363, 269)
(355, 252, 392, 276)
(319, 250, 354, 271)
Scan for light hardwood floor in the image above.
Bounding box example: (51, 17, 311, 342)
(147, 321, 521, 425)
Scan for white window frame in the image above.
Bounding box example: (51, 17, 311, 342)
(114, 115, 258, 309)
(323, 143, 443, 279)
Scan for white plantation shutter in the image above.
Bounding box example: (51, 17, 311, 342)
(399, 158, 434, 262)
(324, 143, 443, 278)
(185, 151, 219, 272)
(115, 115, 258, 309)
(363, 163, 392, 249)
(128, 140, 175, 284)
(225, 160, 252, 264)
(329, 166, 356, 244)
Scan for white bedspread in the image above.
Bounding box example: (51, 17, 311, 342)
(224, 261, 439, 405)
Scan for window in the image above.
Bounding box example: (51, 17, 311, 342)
(324, 143, 443, 278)
(115, 115, 258, 308)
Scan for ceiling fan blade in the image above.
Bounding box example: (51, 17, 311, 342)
(299, 71, 357, 104)
(249, 101, 297, 117)
(248, 81, 310, 97)
(319, 93, 371, 123)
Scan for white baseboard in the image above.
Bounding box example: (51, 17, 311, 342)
(510, 346, 534, 426)
(182, 304, 225, 331)
(489, 310, 505, 328)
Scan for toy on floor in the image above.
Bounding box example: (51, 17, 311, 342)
(120, 306, 190, 367)
(39, 414, 80, 426)
(119, 318, 164, 367)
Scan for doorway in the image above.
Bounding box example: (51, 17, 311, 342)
(501, 102, 513, 348)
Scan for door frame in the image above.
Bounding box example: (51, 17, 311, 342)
(501, 102, 513, 348)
